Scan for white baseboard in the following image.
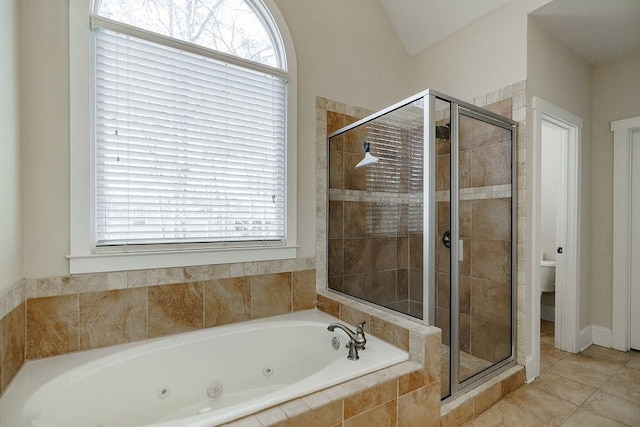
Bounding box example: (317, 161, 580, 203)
(592, 326, 612, 348)
(578, 325, 593, 352)
(540, 305, 555, 322)
(524, 355, 537, 383)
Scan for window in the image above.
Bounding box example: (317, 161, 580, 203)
(69, 0, 297, 273)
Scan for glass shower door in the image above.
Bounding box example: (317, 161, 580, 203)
(456, 110, 514, 385)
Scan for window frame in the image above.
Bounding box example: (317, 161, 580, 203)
(69, 0, 298, 274)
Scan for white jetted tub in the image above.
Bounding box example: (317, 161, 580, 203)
(0, 310, 408, 427)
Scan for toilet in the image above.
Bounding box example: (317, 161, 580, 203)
(540, 253, 556, 293)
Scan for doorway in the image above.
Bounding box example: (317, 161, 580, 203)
(529, 97, 583, 382)
(612, 116, 640, 351)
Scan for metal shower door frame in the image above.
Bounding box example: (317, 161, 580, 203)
(427, 90, 518, 400)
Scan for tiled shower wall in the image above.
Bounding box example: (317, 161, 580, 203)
(326, 110, 424, 318)
(0, 258, 315, 397)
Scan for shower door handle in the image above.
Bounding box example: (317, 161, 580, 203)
(442, 231, 451, 249)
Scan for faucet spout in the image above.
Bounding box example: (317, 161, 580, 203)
(327, 323, 357, 340)
(327, 321, 367, 350)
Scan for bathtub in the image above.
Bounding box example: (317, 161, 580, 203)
(0, 309, 408, 427)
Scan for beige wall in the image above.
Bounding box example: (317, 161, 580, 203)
(0, 0, 22, 293)
(409, 0, 551, 101)
(526, 18, 593, 329)
(273, 0, 411, 258)
(21, 0, 70, 278)
(19, 0, 410, 278)
(591, 49, 640, 328)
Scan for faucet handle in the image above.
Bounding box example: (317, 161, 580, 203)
(354, 321, 367, 350)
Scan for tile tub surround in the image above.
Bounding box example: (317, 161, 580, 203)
(0, 258, 316, 397)
(222, 289, 443, 427)
(0, 280, 26, 396)
(24, 269, 317, 360)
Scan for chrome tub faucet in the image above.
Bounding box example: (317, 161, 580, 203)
(327, 321, 367, 360)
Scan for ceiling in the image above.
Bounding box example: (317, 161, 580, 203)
(378, 0, 512, 56)
(380, 0, 640, 63)
(530, 0, 640, 63)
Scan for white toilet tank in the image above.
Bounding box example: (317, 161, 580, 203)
(540, 259, 556, 293)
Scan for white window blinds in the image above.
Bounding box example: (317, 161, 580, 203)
(93, 28, 287, 246)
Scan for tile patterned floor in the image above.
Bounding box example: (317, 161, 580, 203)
(463, 320, 640, 426)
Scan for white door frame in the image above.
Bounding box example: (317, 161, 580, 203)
(527, 97, 582, 382)
(611, 116, 640, 351)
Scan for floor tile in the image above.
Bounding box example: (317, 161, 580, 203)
(581, 390, 640, 426)
(503, 384, 577, 425)
(548, 357, 615, 388)
(530, 372, 596, 406)
(458, 323, 640, 427)
(560, 409, 628, 427)
(601, 374, 640, 404)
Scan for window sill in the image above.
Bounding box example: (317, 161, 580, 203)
(68, 245, 298, 274)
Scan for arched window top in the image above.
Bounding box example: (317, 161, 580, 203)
(92, 0, 285, 69)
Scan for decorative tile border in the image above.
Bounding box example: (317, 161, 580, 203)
(435, 184, 512, 203)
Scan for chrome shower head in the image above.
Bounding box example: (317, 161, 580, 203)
(355, 141, 379, 169)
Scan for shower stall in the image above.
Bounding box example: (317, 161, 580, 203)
(327, 90, 517, 400)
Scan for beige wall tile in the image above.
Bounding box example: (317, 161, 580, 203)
(328, 201, 343, 239)
(329, 150, 344, 189)
(473, 381, 502, 416)
(79, 288, 147, 350)
(344, 399, 397, 427)
(27, 295, 79, 359)
(327, 111, 344, 134)
(276, 400, 342, 427)
(441, 399, 474, 427)
(471, 198, 511, 240)
(371, 271, 397, 306)
(470, 278, 511, 326)
(470, 240, 511, 283)
(317, 294, 339, 318)
(328, 239, 344, 277)
(251, 273, 292, 319)
(204, 277, 251, 328)
(469, 318, 511, 363)
(344, 379, 397, 419)
(2, 302, 25, 391)
(148, 282, 203, 338)
(398, 382, 440, 427)
(372, 237, 397, 271)
(501, 367, 525, 397)
(339, 304, 371, 333)
(293, 270, 316, 311)
(344, 202, 369, 238)
(471, 141, 512, 187)
(344, 239, 372, 275)
(344, 124, 366, 154)
(371, 316, 409, 351)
